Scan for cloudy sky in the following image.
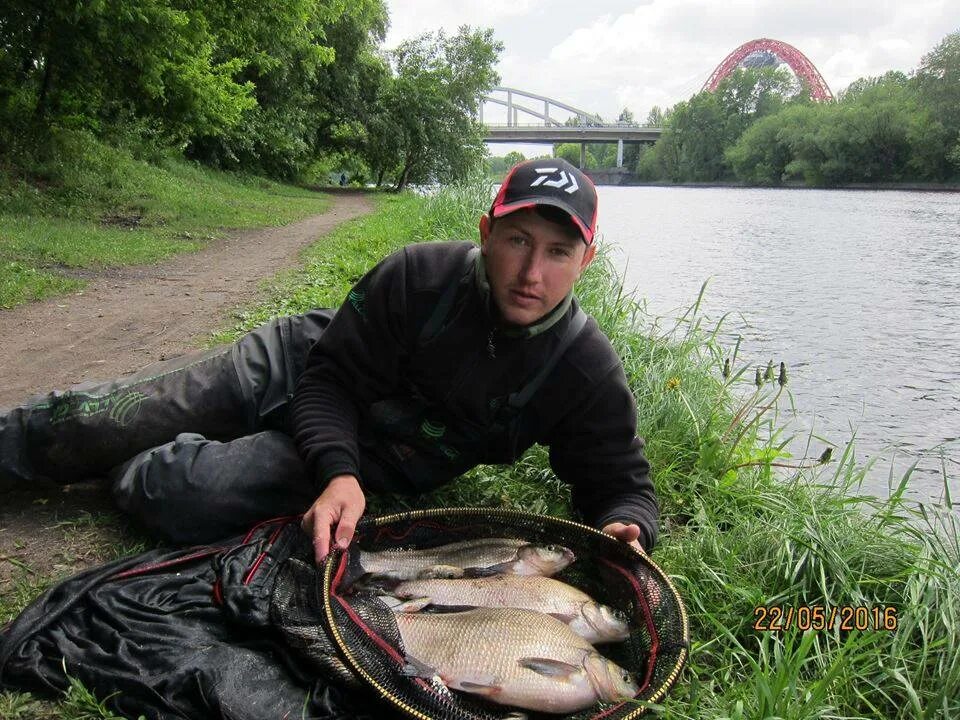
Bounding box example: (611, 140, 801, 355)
(383, 0, 957, 125)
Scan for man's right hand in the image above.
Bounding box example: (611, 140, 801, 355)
(301, 474, 366, 564)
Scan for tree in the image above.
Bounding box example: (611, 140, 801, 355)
(0, 0, 255, 143)
(645, 106, 665, 127)
(365, 27, 502, 191)
(188, 0, 388, 178)
(913, 29, 960, 174)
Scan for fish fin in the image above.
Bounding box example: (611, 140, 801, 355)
(517, 657, 582, 678)
(388, 596, 433, 613)
(462, 563, 511, 578)
(418, 564, 464, 579)
(339, 552, 370, 591)
(430, 604, 477, 613)
(546, 611, 578, 624)
(352, 574, 401, 594)
(451, 676, 502, 696)
(402, 654, 438, 679)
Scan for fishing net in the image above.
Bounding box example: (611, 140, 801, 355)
(271, 508, 688, 720)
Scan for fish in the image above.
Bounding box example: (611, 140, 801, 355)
(355, 538, 575, 582)
(377, 575, 630, 644)
(395, 607, 639, 714)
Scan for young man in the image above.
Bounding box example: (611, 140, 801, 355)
(292, 158, 657, 560)
(0, 159, 657, 557)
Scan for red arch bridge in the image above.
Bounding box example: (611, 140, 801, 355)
(481, 38, 832, 169)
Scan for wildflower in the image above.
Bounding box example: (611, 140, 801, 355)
(778, 361, 788, 387)
(818, 447, 833, 464)
(667, 376, 681, 390)
(754, 368, 763, 387)
(764, 360, 774, 382)
(722, 358, 731, 379)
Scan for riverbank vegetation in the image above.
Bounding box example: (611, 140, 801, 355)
(1, 1, 502, 308)
(0, 2, 501, 191)
(637, 30, 960, 187)
(222, 181, 959, 719)
(2, 180, 958, 719)
(0, 132, 330, 308)
(488, 30, 960, 189)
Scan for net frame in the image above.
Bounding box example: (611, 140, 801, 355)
(318, 508, 689, 720)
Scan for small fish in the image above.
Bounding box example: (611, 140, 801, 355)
(396, 607, 639, 713)
(377, 575, 630, 644)
(356, 538, 575, 581)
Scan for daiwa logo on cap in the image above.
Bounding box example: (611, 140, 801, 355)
(490, 157, 599, 244)
(530, 167, 580, 194)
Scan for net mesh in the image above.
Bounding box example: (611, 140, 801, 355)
(272, 509, 688, 720)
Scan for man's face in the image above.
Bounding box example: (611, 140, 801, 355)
(479, 209, 596, 327)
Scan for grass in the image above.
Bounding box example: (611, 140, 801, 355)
(212, 176, 959, 719)
(3, 175, 958, 718)
(0, 130, 331, 308)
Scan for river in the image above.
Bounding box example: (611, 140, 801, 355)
(598, 186, 959, 503)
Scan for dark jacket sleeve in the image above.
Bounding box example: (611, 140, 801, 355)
(546, 363, 659, 552)
(290, 248, 412, 489)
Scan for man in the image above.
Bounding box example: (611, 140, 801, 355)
(292, 158, 657, 561)
(0, 159, 657, 557)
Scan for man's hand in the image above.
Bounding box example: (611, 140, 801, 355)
(301, 474, 366, 564)
(602, 522, 647, 556)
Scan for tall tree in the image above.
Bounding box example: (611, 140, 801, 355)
(365, 26, 502, 191)
(0, 1, 256, 143)
(913, 29, 960, 174)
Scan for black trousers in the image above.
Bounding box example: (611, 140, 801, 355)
(0, 310, 334, 543)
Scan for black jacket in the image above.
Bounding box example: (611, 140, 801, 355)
(291, 241, 659, 550)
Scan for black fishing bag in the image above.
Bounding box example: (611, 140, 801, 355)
(1, 510, 688, 720)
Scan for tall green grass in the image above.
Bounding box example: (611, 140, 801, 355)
(5, 178, 957, 718)
(217, 177, 959, 719)
(0, 130, 331, 308)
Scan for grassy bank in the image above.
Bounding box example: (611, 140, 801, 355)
(0, 131, 330, 309)
(3, 179, 958, 718)
(216, 180, 960, 718)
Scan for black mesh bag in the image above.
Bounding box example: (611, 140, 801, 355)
(274, 508, 689, 720)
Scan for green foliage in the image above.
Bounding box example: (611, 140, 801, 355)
(189, 0, 389, 179)
(0, 131, 330, 308)
(641, 31, 960, 185)
(362, 27, 503, 190)
(0, 1, 256, 143)
(914, 30, 960, 143)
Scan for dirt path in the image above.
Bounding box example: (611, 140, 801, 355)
(0, 190, 374, 407)
(0, 190, 373, 622)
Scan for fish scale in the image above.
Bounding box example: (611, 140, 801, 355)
(395, 608, 637, 713)
(357, 537, 573, 580)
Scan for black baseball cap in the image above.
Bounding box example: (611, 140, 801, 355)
(490, 158, 598, 245)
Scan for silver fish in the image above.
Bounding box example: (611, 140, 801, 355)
(357, 538, 575, 581)
(380, 575, 630, 644)
(396, 607, 638, 713)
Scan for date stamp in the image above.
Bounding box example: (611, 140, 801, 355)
(753, 605, 898, 632)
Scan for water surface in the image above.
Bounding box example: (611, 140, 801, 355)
(598, 186, 959, 502)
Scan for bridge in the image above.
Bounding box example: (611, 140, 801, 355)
(481, 39, 832, 170)
(480, 86, 661, 168)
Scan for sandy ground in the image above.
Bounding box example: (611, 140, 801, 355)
(0, 190, 374, 602)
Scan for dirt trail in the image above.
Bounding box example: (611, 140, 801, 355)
(0, 190, 374, 407)
(0, 190, 373, 610)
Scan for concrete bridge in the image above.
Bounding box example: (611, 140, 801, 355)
(480, 86, 662, 168)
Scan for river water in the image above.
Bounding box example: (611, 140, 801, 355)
(597, 186, 959, 503)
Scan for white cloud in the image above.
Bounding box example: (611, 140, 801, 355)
(384, 0, 958, 119)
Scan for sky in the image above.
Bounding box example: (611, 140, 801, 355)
(383, 0, 957, 133)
